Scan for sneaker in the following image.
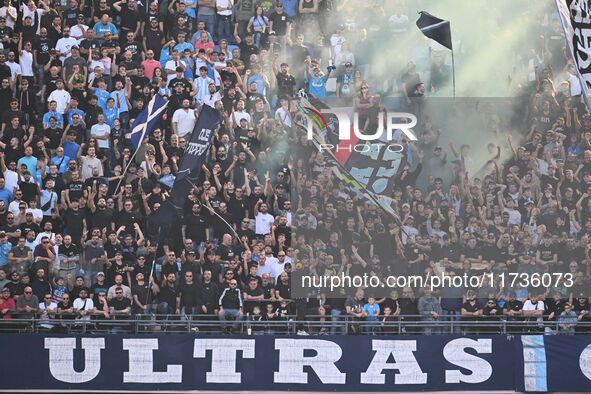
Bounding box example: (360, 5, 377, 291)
(36, 91, 42, 97)
(319, 328, 328, 335)
(297, 330, 309, 336)
(191, 327, 200, 333)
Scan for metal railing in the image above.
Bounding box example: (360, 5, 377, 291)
(1, 312, 590, 335)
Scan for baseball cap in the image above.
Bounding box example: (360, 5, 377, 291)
(345, 62, 352, 67)
(268, 30, 276, 35)
(97, 272, 105, 277)
(1, 287, 9, 293)
(188, 250, 196, 256)
(276, 183, 287, 189)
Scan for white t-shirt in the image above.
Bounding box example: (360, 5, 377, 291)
(47, 89, 71, 113)
(232, 110, 250, 128)
(35, 231, 56, 245)
(55, 37, 78, 63)
(90, 123, 111, 149)
(3, 169, 18, 195)
(19, 50, 34, 77)
(0, 6, 17, 28)
(26, 207, 43, 222)
(70, 24, 89, 45)
(172, 108, 197, 137)
(73, 297, 94, 320)
(165, 59, 181, 84)
(6, 61, 20, 80)
(255, 212, 274, 235)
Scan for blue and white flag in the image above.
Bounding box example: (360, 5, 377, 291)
(129, 95, 168, 148)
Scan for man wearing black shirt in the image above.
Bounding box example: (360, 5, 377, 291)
(177, 271, 200, 315)
(114, 0, 141, 41)
(79, 30, 100, 57)
(182, 203, 209, 245)
(238, 33, 259, 68)
(168, 67, 192, 94)
(142, 18, 165, 59)
(34, 28, 53, 91)
(121, 33, 143, 64)
(269, 2, 291, 38)
(157, 272, 178, 314)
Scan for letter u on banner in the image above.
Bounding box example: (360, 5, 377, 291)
(45, 338, 105, 384)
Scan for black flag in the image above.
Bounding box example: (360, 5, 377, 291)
(151, 105, 222, 226)
(416, 11, 452, 50)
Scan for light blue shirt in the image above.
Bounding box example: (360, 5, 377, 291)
(308, 74, 327, 99)
(0, 241, 13, 266)
(49, 155, 71, 173)
(43, 111, 64, 128)
(93, 22, 118, 44)
(63, 142, 80, 163)
(17, 156, 38, 178)
(248, 74, 269, 96)
(110, 89, 129, 112)
(103, 106, 119, 128)
(0, 188, 12, 206)
(40, 190, 58, 216)
(363, 303, 380, 321)
(184, 0, 196, 18)
(94, 88, 110, 112)
(67, 109, 85, 125)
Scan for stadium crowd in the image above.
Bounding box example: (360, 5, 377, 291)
(0, 0, 589, 336)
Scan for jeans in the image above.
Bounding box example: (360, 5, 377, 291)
(198, 14, 216, 40)
(364, 320, 379, 334)
(330, 309, 343, 335)
(181, 306, 195, 320)
(219, 308, 242, 330)
(441, 309, 461, 334)
(217, 15, 232, 41)
(157, 301, 174, 315)
(236, 20, 248, 41)
(38, 65, 45, 93)
(119, 111, 130, 132)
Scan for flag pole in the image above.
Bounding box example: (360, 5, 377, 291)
(451, 49, 456, 98)
(113, 147, 141, 195)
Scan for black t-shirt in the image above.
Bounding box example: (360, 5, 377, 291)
(34, 38, 53, 65)
(239, 42, 259, 67)
(276, 72, 296, 97)
(269, 12, 290, 36)
(538, 243, 555, 262)
(110, 296, 132, 312)
(275, 281, 291, 299)
(66, 181, 84, 201)
(462, 300, 480, 313)
(168, 77, 192, 94)
(144, 28, 164, 53)
(183, 213, 208, 243)
(179, 281, 200, 309)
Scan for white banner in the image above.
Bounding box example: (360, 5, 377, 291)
(556, 0, 591, 109)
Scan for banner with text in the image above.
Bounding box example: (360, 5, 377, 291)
(556, 0, 591, 108)
(0, 334, 590, 392)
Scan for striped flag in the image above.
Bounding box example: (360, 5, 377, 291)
(130, 95, 168, 148)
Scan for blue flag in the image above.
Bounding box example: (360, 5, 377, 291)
(130, 95, 168, 148)
(151, 105, 222, 226)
